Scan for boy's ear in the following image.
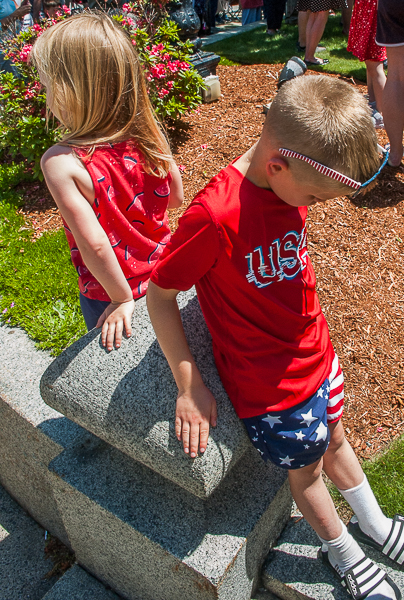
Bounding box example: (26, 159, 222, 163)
(265, 157, 289, 179)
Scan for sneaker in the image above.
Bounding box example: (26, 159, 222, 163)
(369, 101, 384, 129)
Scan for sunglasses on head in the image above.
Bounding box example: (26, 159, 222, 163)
(279, 145, 390, 199)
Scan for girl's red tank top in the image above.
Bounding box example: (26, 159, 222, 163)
(63, 141, 172, 302)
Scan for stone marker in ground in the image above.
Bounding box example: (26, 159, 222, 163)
(262, 514, 404, 600)
(40, 289, 292, 600)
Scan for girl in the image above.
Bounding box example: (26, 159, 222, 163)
(31, 12, 183, 352)
(347, 0, 387, 129)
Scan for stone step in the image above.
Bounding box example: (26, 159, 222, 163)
(0, 484, 57, 600)
(262, 514, 404, 600)
(41, 564, 120, 600)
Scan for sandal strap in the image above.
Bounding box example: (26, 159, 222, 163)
(343, 556, 387, 599)
(382, 515, 404, 565)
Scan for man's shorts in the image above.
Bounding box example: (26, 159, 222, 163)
(242, 355, 344, 470)
(376, 0, 404, 47)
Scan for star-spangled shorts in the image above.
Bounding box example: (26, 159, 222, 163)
(242, 355, 344, 470)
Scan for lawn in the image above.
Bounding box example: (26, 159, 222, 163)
(209, 14, 368, 82)
(0, 163, 86, 355)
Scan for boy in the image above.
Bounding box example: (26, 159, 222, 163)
(147, 75, 403, 599)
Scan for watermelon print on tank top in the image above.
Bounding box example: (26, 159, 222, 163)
(63, 142, 172, 302)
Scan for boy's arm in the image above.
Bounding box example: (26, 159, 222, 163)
(147, 281, 217, 457)
(167, 162, 184, 209)
(41, 146, 134, 351)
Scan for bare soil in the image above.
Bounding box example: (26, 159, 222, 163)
(16, 64, 404, 461)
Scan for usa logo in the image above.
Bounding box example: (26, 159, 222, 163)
(245, 228, 308, 288)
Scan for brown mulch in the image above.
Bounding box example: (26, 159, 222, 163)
(16, 64, 404, 462)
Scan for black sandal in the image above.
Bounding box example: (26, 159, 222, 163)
(349, 515, 404, 570)
(319, 547, 402, 599)
(304, 58, 330, 66)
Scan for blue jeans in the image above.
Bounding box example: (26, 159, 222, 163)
(79, 293, 110, 331)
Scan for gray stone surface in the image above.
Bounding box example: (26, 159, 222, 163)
(0, 484, 57, 600)
(41, 290, 251, 499)
(262, 514, 404, 600)
(0, 324, 88, 546)
(42, 565, 121, 600)
(49, 432, 292, 600)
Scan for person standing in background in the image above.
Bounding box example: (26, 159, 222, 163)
(240, 0, 262, 26)
(263, 0, 286, 35)
(376, 0, 404, 167)
(347, 0, 386, 130)
(297, 0, 347, 65)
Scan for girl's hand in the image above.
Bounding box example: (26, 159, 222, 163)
(175, 384, 217, 458)
(96, 299, 135, 351)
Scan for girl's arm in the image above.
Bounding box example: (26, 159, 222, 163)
(167, 162, 184, 209)
(41, 145, 134, 351)
(147, 281, 217, 457)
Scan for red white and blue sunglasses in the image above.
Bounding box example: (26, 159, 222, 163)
(279, 144, 390, 198)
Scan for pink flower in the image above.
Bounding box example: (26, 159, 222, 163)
(200, 144, 207, 149)
(19, 44, 33, 63)
(166, 80, 174, 89)
(62, 5, 71, 14)
(122, 3, 130, 11)
(158, 88, 169, 98)
(178, 165, 186, 173)
(32, 24, 42, 32)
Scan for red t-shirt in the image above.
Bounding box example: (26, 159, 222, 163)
(64, 142, 172, 301)
(151, 164, 334, 419)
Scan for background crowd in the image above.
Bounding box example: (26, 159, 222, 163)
(0, 0, 403, 167)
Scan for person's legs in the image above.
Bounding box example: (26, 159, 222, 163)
(323, 420, 393, 545)
(289, 425, 400, 598)
(288, 459, 342, 540)
(305, 10, 329, 63)
(366, 60, 386, 110)
(341, 0, 353, 35)
(298, 10, 308, 47)
(382, 45, 404, 166)
(266, 0, 286, 32)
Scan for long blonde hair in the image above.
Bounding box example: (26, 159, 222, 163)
(31, 12, 172, 177)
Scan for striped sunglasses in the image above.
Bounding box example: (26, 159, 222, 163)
(279, 144, 390, 199)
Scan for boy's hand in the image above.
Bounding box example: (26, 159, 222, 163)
(176, 384, 217, 457)
(96, 299, 135, 351)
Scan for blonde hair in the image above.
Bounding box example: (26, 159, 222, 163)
(265, 75, 380, 195)
(31, 12, 172, 177)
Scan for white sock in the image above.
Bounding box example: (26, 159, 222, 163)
(320, 521, 398, 599)
(319, 520, 365, 574)
(338, 475, 392, 545)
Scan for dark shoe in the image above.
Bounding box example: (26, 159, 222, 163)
(304, 58, 329, 66)
(277, 56, 307, 88)
(349, 515, 404, 570)
(296, 41, 305, 52)
(319, 547, 402, 599)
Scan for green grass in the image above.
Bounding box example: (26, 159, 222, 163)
(330, 435, 404, 519)
(0, 163, 86, 355)
(210, 15, 367, 81)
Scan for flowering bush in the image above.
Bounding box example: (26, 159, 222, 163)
(0, 2, 203, 179)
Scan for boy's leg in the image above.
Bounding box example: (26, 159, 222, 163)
(288, 458, 342, 540)
(322, 420, 393, 545)
(288, 452, 400, 598)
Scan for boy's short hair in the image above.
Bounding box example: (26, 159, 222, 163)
(264, 75, 380, 195)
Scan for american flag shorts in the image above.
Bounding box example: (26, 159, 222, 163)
(242, 355, 344, 470)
